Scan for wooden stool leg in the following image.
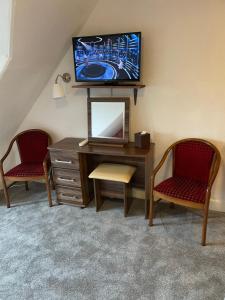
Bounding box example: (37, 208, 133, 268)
(25, 181, 29, 191)
(93, 179, 104, 212)
(124, 183, 133, 217)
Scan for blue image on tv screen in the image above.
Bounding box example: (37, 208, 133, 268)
(73, 32, 141, 82)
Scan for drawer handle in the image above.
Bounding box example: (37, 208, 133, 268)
(58, 177, 76, 182)
(55, 159, 72, 164)
(61, 193, 80, 199)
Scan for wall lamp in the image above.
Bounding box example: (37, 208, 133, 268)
(52, 73, 71, 99)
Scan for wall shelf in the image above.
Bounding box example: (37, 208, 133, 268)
(72, 84, 145, 105)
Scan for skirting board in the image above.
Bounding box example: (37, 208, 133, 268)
(131, 188, 225, 213)
(0, 182, 224, 212)
(209, 197, 225, 212)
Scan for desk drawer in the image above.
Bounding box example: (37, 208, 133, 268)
(50, 151, 79, 170)
(53, 168, 81, 188)
(56, 186, 83, 204)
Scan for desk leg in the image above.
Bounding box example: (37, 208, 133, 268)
(145, 156, 151, 219)
(145, 145, 154, 219)
(145, 197, 149, 219)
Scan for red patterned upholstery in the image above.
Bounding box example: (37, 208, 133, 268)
(154, 176, 207, 203)
(5, 162, 44, 177)
(154, 140, 216, 204)
(173, 141, 214, 184)
(17, 131, 49, 163)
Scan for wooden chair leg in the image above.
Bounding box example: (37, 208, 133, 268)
(50, 169, 55, 190)
(25, 181, 29, 191)
(44, 172, 52, 207)
(45, 178, 52, 207)
(201, 205, 209, 246)
(149, 193, 154, 226)
(2, 178, 10, 208)
(124, 183, 132, 217)
(93, 179, 103, 212)
(43, 161, 52, 207)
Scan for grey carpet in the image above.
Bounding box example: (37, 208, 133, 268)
(0, 183, 225, 300)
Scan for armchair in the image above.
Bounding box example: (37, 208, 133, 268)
(0, 129, 53, 208)
(149, 138, 221, 246)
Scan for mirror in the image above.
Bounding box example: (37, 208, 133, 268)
(91, 102, 125, 138)
(88, 97, 129, 144)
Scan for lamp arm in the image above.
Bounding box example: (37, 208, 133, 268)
(55, 73, 71, 84)
(55, 74, 62, 84)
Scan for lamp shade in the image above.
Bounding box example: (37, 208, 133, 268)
(52, 83, 65, 99)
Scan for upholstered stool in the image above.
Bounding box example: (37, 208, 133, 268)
(89, 163, 136, 217)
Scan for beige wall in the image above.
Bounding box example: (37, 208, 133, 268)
(19, 0, 225, 211)
(0, 0, 98, 171)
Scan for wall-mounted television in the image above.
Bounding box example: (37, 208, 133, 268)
(72, 32, 141, 83)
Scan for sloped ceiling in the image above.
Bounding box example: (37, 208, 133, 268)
(0, 0, 98, 152)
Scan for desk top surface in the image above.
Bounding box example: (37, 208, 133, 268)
(49, 138, 154, 158)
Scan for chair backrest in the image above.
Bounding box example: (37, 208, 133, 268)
(16, 129, 51, 163)
(172, 139, 219, 184)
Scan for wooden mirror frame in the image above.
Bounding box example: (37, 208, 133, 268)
(87, 97, 130, 145)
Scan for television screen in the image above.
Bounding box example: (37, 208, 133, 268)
(72, 32, 141, 82)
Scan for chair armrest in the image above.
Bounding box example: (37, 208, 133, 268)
(151, 147, 172, 186)
(43, 151, 50, 163)
(0, 138, 16, 168)
(43, 151, 51, 173)
(206, 154, 221, 194)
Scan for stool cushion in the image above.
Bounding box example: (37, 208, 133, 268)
(88, 163, 136, 183)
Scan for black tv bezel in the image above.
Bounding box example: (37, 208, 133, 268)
(72, 31, 142, 83)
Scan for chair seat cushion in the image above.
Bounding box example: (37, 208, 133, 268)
(5, 162, 44, 177)
(154, 176, 207, 203)
(88, 163, 136, 183)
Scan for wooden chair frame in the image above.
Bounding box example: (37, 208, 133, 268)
(0, 129, 53, 208)
(149, 138, 221, 246)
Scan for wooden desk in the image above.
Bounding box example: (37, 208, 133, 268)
(49, 138, 154, 218)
